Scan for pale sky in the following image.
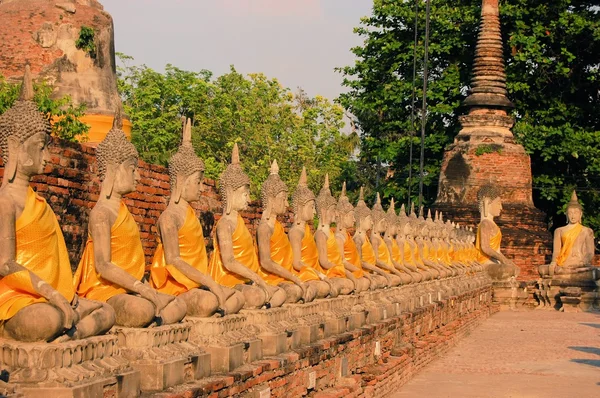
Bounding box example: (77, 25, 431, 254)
(101, 0, 373, 100)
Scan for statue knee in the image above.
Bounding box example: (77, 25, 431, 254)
(108, 295, 155, 327)
(280, 283, 302, 303)
(161, 296, 187, 324)
(314, 281, 330, 298)
(240, 286, 268, 309)
(268, 287, 287, 308)
(182, 290, 218, 317)
(95, 302, 117, 334)
(4, 304, 63, 342)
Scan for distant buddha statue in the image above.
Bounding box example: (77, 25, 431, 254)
(334, 182, 371, 292)
(352, 187, 392, 288)
(209, 144, 287, 309)
(150, 119, 244, 316)
(410, 206, 448, 278)
(475, 185, 520, 281)
(256, 160, 317, 303)
(539, 191, 597, 279)
(74, 109, 187, 328)
(0, 66, 115, 342)
(313, 175, 355, 295)
(397, 203, 439, 279)
(288, 167, 335, 299)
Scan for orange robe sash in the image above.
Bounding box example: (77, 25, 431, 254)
(556, 224, 583, 266)
(323, 230, 347, 279)
(257, 221, 292, 286)
(476, 224, 502, 263)
(342, 231, 364, 278)
(376, 236, 392, 266)
(361, 236, 377, 265)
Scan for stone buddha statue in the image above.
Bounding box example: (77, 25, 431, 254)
(74, 110, 187, 328)
(313, 175, 355, 294)
(352, 187, 393, 288)
(538, 191, 597, 279)
(438, 213, 466, 273)
(150, 119, 245, 316)
(397, 204, 439, 279)
(256, 160, 317, 303)
(475, 184, 520, 281)
(334, 182, 371, 292)
(209, 144, 287, 309)
(0, 66, 115, 342)
(384, 198, 423, 283)
(288, 167, 335, 299)
(419, 208, 452, 277)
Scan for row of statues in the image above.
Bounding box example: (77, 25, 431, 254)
(0, 67, 595, 346)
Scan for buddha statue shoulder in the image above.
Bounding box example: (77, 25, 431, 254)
(369, 193, 404, 286)
(384, 198, 423, 283)
(539, 191, 597, 279)
(313, 174, 354, 295)
(74, 108, 187, 328)
(256, 160, 317, 303)
(401, 205, 440, 279)
(208, 144, 287, 309)
(0, 67, 115, 342)
(150, 119, 244, 316)
(475, 184, 520, 281)
(288, 167, 335, 299)
(334, 182, 370, 292)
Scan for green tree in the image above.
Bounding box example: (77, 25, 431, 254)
(339, 0, 600, 231)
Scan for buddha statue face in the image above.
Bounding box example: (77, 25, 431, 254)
(300, 199, 316, 222)
(387, 219, 397, 236)
(567, 207, 582, 225)
(169, 118, 205, 204)
(180, 171, 204, 203)
(341, 210, 355, 229)
(109, 158, 140, 196)
(375, 218, 387, 234)
(359, 214, 373, 231)
(478, 184, 503, 219)
(272, 190, 289, 216)
(230, 184, 250, 212)
(321, 204, 336, 226)
(404, 222, 413, 238)
(8, 132, 50, 178)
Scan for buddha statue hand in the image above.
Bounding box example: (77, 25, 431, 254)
(48, 290, 78, 330)
(211, 286, 229, 315)
(256, 281, 272, 303)
(136, 282, 175, 317)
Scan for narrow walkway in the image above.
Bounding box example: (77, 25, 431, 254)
(392, 310, 600, 398)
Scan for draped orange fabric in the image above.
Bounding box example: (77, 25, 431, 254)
(209, 214, 260, 288)
(403, 241, 416, 267)
(323, 230, 347, 278)
(0, 187, 75, 320)
(361, 236, 377, 265)
(150, 205, 208, 296)
(476, 224, 502, 263)
(294, 225, 322, 282)
(256, 220, 292, 286)
(376, 236, 392, 266)
(391, 239, 402, 264)
(556, 224, 583, 266)
(342, 231, 364, 278)
(74, 202, 145, 302)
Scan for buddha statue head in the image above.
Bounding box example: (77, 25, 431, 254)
(220, 143, 251, 215)
(168, 118, 205, 204)
(426, 209, 437, 240)
(0, 65, 51, 187)
(371, 193, 387, 234)
(354, 186, 373, 232)
(96, 107, 140, 198)
(336, 182, 355, 229)
(385, 197, 398, 236)
(261, 160, 289, 220)
(292, 166, 316, 224)
(565, 191, 583, 225)
(316, 174, 337, 227)
(397, 203, 411, 238)
(478, 184, 503, 219)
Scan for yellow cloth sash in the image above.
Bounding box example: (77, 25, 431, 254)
(0, 187, 75, 320)
(376, 236, 392, 266)
(556, 224, 583, 266)
(343, 231, 364, 278)
(361, 235, 377, 265)
(209, 214, 260, 288)
(323, 230, 347, 279)
(150, 206, 208, 296)
(74, 202, 145, 302)
(297, 224, 323, 281)
(391, 239, 402, 264)
(476, 224, 502, 263)
(257, 221, 292, 286)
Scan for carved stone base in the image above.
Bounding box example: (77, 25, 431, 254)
(240, 308, 299, 356)
(540, 274, 599, 312)
(284, 301, 328, 345)
(492, 279, 528, 310)
(110, 322, 209, 391)
(0, 335, 139, 398)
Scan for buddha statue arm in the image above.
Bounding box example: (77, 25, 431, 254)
(384, 239, 412, 273)
(315, 231, 336, 270)
(257, 223, 304, 287)
(584, 228, 595, 265)
(549, 229, 562, 266)
(479, 220, 513, 266)
(0, 200, 75, 329)
(288, 227, 308, 273)
(335, 233, 360, 273)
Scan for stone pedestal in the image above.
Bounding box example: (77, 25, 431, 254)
(110, 322, 210, 392)
(284, 301, 328, 345)
(540, 272, 599, 312)
(0, 335, 139, 397)
(240, 308, 299, 356)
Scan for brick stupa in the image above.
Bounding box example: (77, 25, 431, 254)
(434, 0, 551, 280)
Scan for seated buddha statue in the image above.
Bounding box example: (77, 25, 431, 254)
(397, 204, 440, 279)
(150, 119, 245, 316)
(288, 167, 333, 299)
(209, 144, 287, 309)
(539, 191, 597, 280)
(313, 175, 355, 295)
(256, 160, 317, 303)
(437, 213, 466, 273)
(475, 185, 520, 281)
(0, 67, 115, 342)
(352, 187, 392, 288)
(418, 208, 453, 277)
(370, 194, 410, 285)
(75, 110, 187, 328)
(334, 182, 371, 292)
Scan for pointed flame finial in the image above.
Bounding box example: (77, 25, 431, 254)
(19, 64, 34, 101)
(400, 203, 406, 216)
(388, 197, 396, 213)
(359, 186, 365, 201)
(298, 166, 308, 186)
(427, 209, 432, 220)
(270, 159, 279, 175)
(231, 143, 240, 165)
(112, 106, 123, 130)
(375, 192, 381, 205)
(182, 118, 192, 144)
(341, 181, 347, 198)
(323, 173, 330, 189)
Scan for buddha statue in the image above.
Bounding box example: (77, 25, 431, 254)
(150, 119, 245, 316)
(437, 213, 466, 273)
(74, 109, 187, 328)
(418, 208, 453, 277)
(398, 204, 440, 279)
(352, 187, 393, 288)
(313, 175, 355, 295)
(256, 160, 317, 303)
(334, 182, 371, 292)
(369, 193, 406, 285)
(288, 167, 335, 299)
(209, 144, 287, 309)
(0, 66, 115, 342)
(538, 191, 597, 280)
(475, 184, 520, 281)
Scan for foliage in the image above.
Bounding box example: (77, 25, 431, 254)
(117, 55, 357, 197)
(339, 0, 600, 231)
(0, 75, 89, 142)
(474, 144, 502, 156)
(75, 26, 96, 59)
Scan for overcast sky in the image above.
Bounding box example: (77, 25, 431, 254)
(101, 0, 373, 101)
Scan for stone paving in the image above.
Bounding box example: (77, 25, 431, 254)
(392, 310, 600, 398)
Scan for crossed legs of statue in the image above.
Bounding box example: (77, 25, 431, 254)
(234, 284, 287, 309)
(354, 277, 370, 293)
(2, 299, 115, 342)
(329, 277, 354, 295)
(308, 280, 331, 299)
(107, 293, 186, 328)
(179, 287, 245, 317)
